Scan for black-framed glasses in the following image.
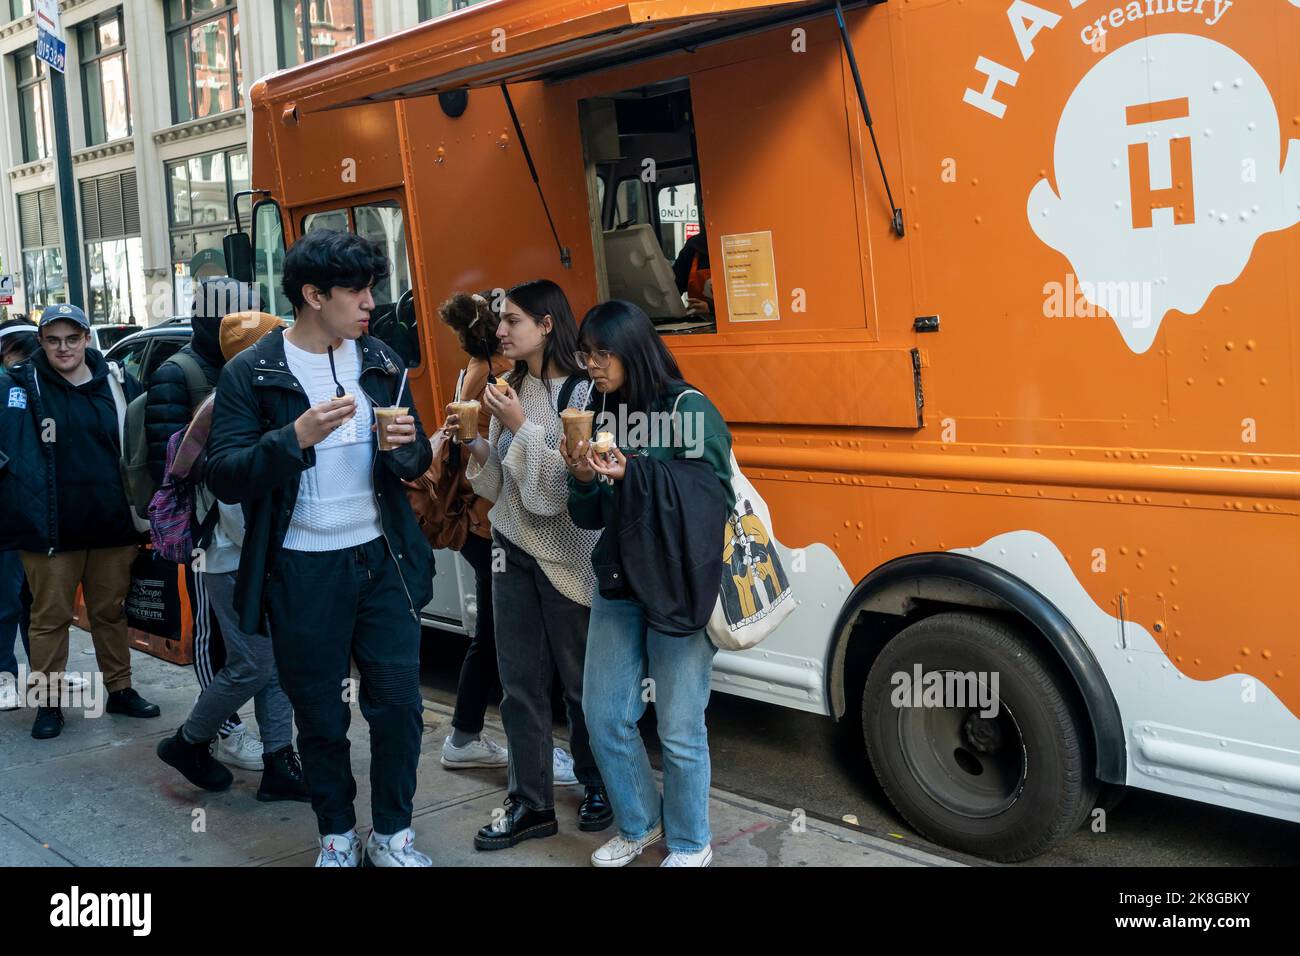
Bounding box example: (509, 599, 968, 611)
(41, 333, 86, 350)
(574, 349, 613, 370)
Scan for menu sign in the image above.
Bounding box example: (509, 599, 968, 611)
(721, 231, 780, 323)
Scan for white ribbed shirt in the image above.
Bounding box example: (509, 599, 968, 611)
(281, 337, 382, 552)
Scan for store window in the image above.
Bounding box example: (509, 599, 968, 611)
(165, 0, 241, 124)
(276, 0, 373, 68)
(79, 8, 131, 146)
(166, 146, 251, 315)
(14, 45, 53, 163)
(17, 188, 66, 318)
(80, 170, 145, 323)
(417, 0, 479, 21)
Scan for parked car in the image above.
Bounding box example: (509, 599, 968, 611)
(88, 323, 141, 352)
(103, 318, 192, 385)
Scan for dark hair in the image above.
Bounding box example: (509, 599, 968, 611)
(438, 291, 499, 360)
(0, 319, 39, 365)
(282, 229, 390, 312)
(503, 279, 583, 394)
(577, 300, 688, 415)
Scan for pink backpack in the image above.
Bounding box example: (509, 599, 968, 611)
(148, 395, 219, 564)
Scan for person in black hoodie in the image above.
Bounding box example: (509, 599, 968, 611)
(561, 301, 733, 868)
(0, 304, 161, 739)
(144, 278, 260, 769)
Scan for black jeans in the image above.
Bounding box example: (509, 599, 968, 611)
(452, 532, 499, 735)
(492, 532, 601, 811)
(266, 537, 424, 837)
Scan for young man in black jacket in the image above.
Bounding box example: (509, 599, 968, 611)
(144, 277, 261, 769)
(206, 231, 435, 867)
(0, 304, 161, 739)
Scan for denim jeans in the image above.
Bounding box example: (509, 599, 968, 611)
(0, 550, 31, 676)
(185, 571, 294, 752)
(583, 592, 717, 853)
(265, 538, 424, 837)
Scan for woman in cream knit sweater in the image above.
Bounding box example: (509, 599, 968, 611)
(449, 279, 612, 850)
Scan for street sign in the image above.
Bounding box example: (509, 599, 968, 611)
(0, 274, 13, 306)
(35, 28, 65, 73)
(34, 0, 65, 73)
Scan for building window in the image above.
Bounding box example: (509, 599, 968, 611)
(165, 0, 241, 124)
(276, 0, 372, 68)
(14, 46, 53, 163)
(17, 188, 66, 318)
(166, 146, 250, 315)
(7, 0, 31, 22)
(418, 0, 478, 21)
(80, 170, 145, 323)
(79, 8, 131, 146)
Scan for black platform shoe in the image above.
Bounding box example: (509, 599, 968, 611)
(473, 798, 558, 851)
(578, 785, 614, 832)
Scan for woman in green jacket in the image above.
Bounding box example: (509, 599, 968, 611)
(562, 300, 733, 868)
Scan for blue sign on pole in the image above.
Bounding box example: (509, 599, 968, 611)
(36, 26, 66, 74)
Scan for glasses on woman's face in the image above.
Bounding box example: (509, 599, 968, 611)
(42, 333, 86, 351)
(574, 349, 613, 370)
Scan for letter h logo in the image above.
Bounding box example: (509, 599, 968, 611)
(1126, 97, 1195, 230)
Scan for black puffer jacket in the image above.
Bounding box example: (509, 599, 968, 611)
(206, 327, 435, 634)
(0, 349, 143, 554)
(144, 280, 246, 483)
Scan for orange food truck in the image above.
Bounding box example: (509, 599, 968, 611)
(229, 0, 1300, 861)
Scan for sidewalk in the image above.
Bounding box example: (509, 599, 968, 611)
(0, 629, 962, 868)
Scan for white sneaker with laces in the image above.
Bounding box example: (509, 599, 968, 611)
(661, 845, 713, 867)
(553, 747, 578, 786)
(0, 671, 18, 712)
(591, 822, 665, 868)
(440, 733, 508, 769)
(0, 673, 18, 711)
(315, 831, 361, 868)
(214, 726, 264, 770)
(365, 827, 432, 867)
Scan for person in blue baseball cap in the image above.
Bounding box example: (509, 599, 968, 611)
(0, 300, 162, 739)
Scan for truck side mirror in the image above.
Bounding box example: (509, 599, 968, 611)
(223, 233, 253, 284)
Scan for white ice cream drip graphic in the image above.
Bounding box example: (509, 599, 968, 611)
(1028, 33, 1300, 353)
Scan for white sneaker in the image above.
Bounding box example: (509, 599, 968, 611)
(591, 822, 665, 868)
(440, 733, 508, 769)
(364, 827, 432, 867)
(553, 747, 578, 786)
(214, 726, 264, 770)
(61, 674, 89, 691)
(0, 673, 18, 711)
(315, 831, 361, 868)
(661, 845, 713, 867)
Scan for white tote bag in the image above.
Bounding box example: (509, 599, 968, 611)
(672, 391, 795, 651)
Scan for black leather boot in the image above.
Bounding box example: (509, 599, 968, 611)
(578, 785, 614, 832)
(473, 798, 558, 851)
(157, 728, 233, 792)
(257, 746, 311, 803)
(31, 706, 64, 739)
(106, 688, 161, 718)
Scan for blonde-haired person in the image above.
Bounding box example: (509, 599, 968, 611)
(156, 312, 310, 805)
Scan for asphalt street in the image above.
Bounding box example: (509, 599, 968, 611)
(419, 627, 1300, 867)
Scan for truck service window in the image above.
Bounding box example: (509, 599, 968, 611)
(580, 79, 714, 336)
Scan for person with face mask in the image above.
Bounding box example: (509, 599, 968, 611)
(451, 278, 613, 850)
(0, 319, 38, 712)
(0, 305, 161, 738)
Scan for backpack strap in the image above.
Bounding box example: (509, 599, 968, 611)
(194, 502, 221, 552)
(167, 352, 212, 412)
(557, 374, 585, 412)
